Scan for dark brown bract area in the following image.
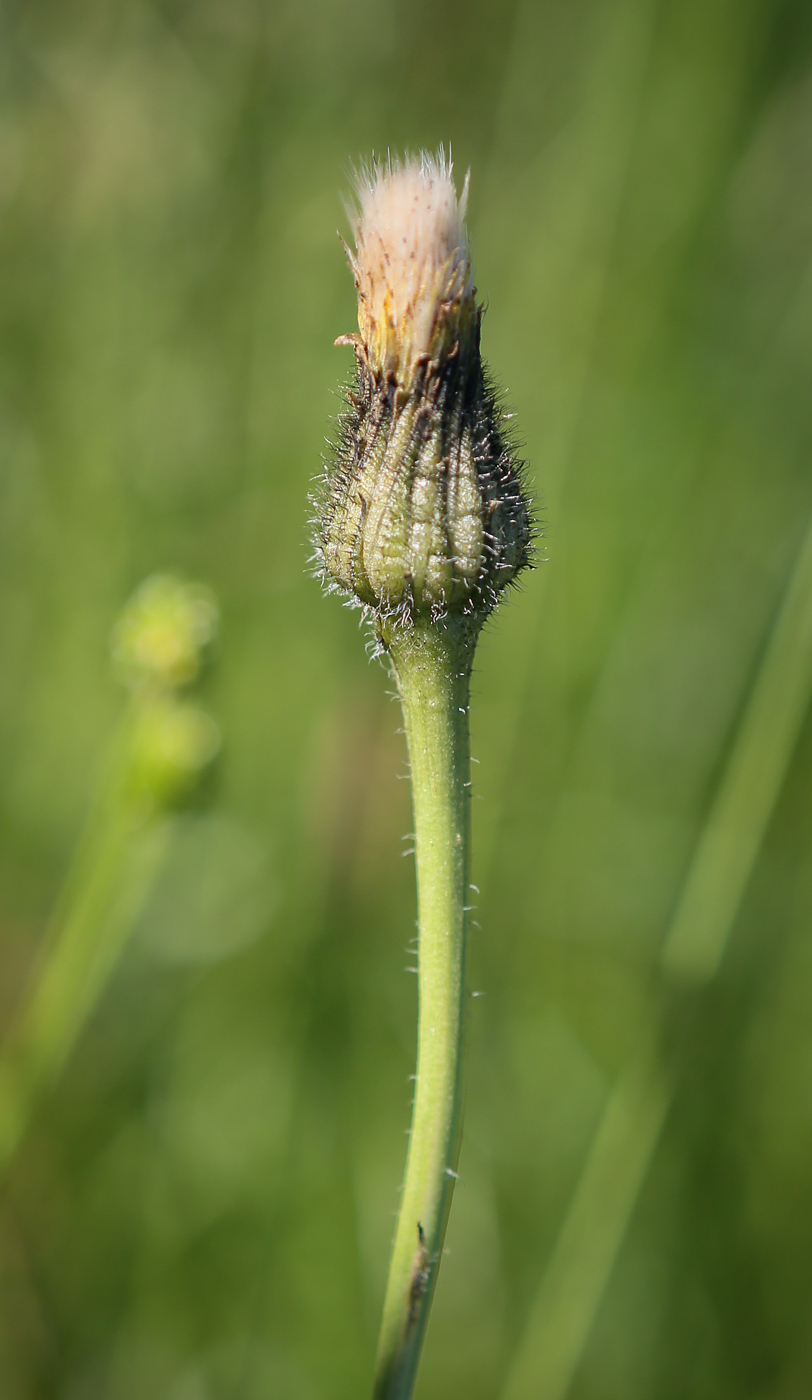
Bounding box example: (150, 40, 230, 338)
(316, 320, 532, 624)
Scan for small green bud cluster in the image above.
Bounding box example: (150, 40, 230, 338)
(110, 575, 220, 809)
(111, 574, 218, 692)
(126, 700, 220, 808)
(315, 152, 531, 628)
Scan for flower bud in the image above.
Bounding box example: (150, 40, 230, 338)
(111, 575, 218, 692)
(315, 152, 531, 623)
(127, 699, 221, 808)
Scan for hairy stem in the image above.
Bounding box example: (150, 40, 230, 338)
(372, 616, 477, 1400)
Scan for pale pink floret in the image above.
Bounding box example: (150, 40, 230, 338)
(348, 153, 475, 383)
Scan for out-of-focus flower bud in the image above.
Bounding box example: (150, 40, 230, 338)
(111, 575, 218, 691)
(315, 152, 531, 624)
(127, 699, 220, 809)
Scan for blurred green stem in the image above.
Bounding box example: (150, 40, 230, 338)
(0, 575, 217, 1178)
(0, 708, 170, 1173)
(501, 506, 812, 1400)
(372, 617, 476, 1400)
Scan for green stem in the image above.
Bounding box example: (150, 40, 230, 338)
(0, 710, 169, 1175)
(372, 616, 478, 1400)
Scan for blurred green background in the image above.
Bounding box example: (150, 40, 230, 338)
(3, 0, 812, 1396)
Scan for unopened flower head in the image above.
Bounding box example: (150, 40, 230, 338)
(129, 699, 221, 806)
(111, 575, 218, 692)
(315, 151, 532, 624)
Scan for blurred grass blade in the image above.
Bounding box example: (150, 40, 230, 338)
(474, 0, 660, 879)
(500, 505, 812, 1400)
(661, 515, 812, 981)
(500, 1044, 670, 1400)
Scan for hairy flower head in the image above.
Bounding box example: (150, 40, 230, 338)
(316, 151, 532, 626)
(345, 153, 476, 389)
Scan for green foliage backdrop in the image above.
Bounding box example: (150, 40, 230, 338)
(2, 1, 812, 1396)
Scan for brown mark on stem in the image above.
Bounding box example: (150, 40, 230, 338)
(407, 1223, 432, 1332)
